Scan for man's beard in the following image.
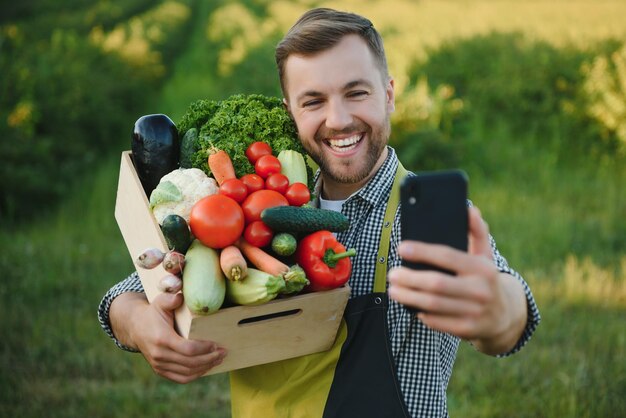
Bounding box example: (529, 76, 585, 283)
(302, 115, 390, 185)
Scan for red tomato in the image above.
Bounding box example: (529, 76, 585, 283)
(285, 182, 311, 206)
(241, 189, 288, 224)
(255, 155, 281, 179)
(240, 173, 265, 194)
(265, 173, 290, 195)
(245, 141, 272, 164)
(244, 220, 274, 247)
(189, 194, 244, 249)
(219, 178, 248, 203)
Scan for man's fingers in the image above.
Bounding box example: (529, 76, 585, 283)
(164, 340, 227, 367)
(398, 240, 494, 277)
(468, 206, 492, 258)
(388, 285, 483, 317)
(152, 348, 227, 378)
(153, 291, 184, 313)
(388, 268, 491, 302)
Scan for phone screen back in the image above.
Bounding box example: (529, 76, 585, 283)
(400, 170, 468, 272)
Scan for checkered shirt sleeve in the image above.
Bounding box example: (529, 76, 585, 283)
(97, 271, 144, 352)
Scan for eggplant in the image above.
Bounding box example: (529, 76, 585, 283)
(132, 114, 180, 196)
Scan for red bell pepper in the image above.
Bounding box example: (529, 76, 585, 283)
(295, 230, 356, 291)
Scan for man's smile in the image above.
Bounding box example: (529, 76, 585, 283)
(325, 133, 364, 153)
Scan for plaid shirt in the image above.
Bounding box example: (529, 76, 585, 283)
(98, 146, 541, 417)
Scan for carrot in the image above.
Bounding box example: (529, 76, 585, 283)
(220, 245, 248, 281)
(208, 147, 236, 186)
(236, 238, 289, 277)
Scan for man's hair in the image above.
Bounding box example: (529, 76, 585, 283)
(275, 8, 389, 97)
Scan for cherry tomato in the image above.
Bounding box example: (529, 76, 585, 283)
(255, 155, 281, 179)
(189, 194, 244, 249)
(244, 220, 274, 247)
(265, 173, 290, 195)
(245, 141, 272, 164)
(240, 173, 265, 194)
(219, 178, 248, 203)
(285, 182, 311, 206)
(241, 189, 288, 224)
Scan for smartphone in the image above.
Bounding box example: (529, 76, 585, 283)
(400, 169, 469, 275)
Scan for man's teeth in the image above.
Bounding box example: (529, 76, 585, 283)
(328, 134, 361, 152)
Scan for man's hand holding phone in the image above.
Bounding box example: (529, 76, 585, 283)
(388, 171, 528, 355)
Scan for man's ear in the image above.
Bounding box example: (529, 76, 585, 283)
(386, 77, 396, 113)
(282, 97, 295, 123)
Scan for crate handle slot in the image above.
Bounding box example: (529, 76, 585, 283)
(238, 309, 302, 326)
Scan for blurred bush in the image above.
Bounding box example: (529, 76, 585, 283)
(0, 0, 196, 222)
(391, 77, 465, 170)
(0, 26, 148, 220)
(581, 43, 626, 152)
(395, 32, 625, 171)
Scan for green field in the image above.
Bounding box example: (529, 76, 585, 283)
(1, 1, 625, 417)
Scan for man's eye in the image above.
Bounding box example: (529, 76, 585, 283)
(302, 100, 321, 107)
(348, 91, 368, 98)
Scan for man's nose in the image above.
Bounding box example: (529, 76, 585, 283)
(325, 100, 352, 130)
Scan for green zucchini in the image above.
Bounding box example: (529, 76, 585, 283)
(261, 206, 350, 233)
(277, 150, 307, 185)
(160, 214, 192, 253)
(182, 240, 226, 315)
(226, 268, 285, 306)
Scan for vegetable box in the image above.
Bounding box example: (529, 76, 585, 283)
(114, 151, 350, 375)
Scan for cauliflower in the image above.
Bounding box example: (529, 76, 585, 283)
(149, 168, 218, 224)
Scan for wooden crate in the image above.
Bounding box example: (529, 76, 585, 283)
(114, 151, 349, 375)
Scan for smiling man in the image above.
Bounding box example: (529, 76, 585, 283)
(281, 33, 393, 199)
(98, 8, 540, 418)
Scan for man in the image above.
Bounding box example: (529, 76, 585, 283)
(99, 8, 540, 417)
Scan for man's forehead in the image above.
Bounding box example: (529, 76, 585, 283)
(283, 36, 381, 98)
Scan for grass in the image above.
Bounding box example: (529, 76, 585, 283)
(2, 1, 626, 417)
(449, 303, 626, 418)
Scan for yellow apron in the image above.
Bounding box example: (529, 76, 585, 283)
(230, 164, 409, 418)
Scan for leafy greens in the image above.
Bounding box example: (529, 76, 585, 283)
(177, 94, 313, 188)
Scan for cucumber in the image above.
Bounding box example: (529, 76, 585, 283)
(179, 128, 198, 168)
(261, 206, 350, 233)
(182, 240, 226, 315)
(160, 214, 192, 253)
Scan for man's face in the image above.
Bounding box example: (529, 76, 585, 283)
(283, 34, 395, 188)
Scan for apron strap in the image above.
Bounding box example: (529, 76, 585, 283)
(373, 162, 408, 293)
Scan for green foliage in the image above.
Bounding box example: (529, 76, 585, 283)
(219, 35, 284, 98)
(409, 33, 590, 134)
(391, 76, 466, 170)
(396, 32, 626, 173)
(179, 94, 313, 186)
(1, 0, 157, 37)
(0, 27, 149, 220)
(0, 0, 197, 222)
(581, 43, 626, 151)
